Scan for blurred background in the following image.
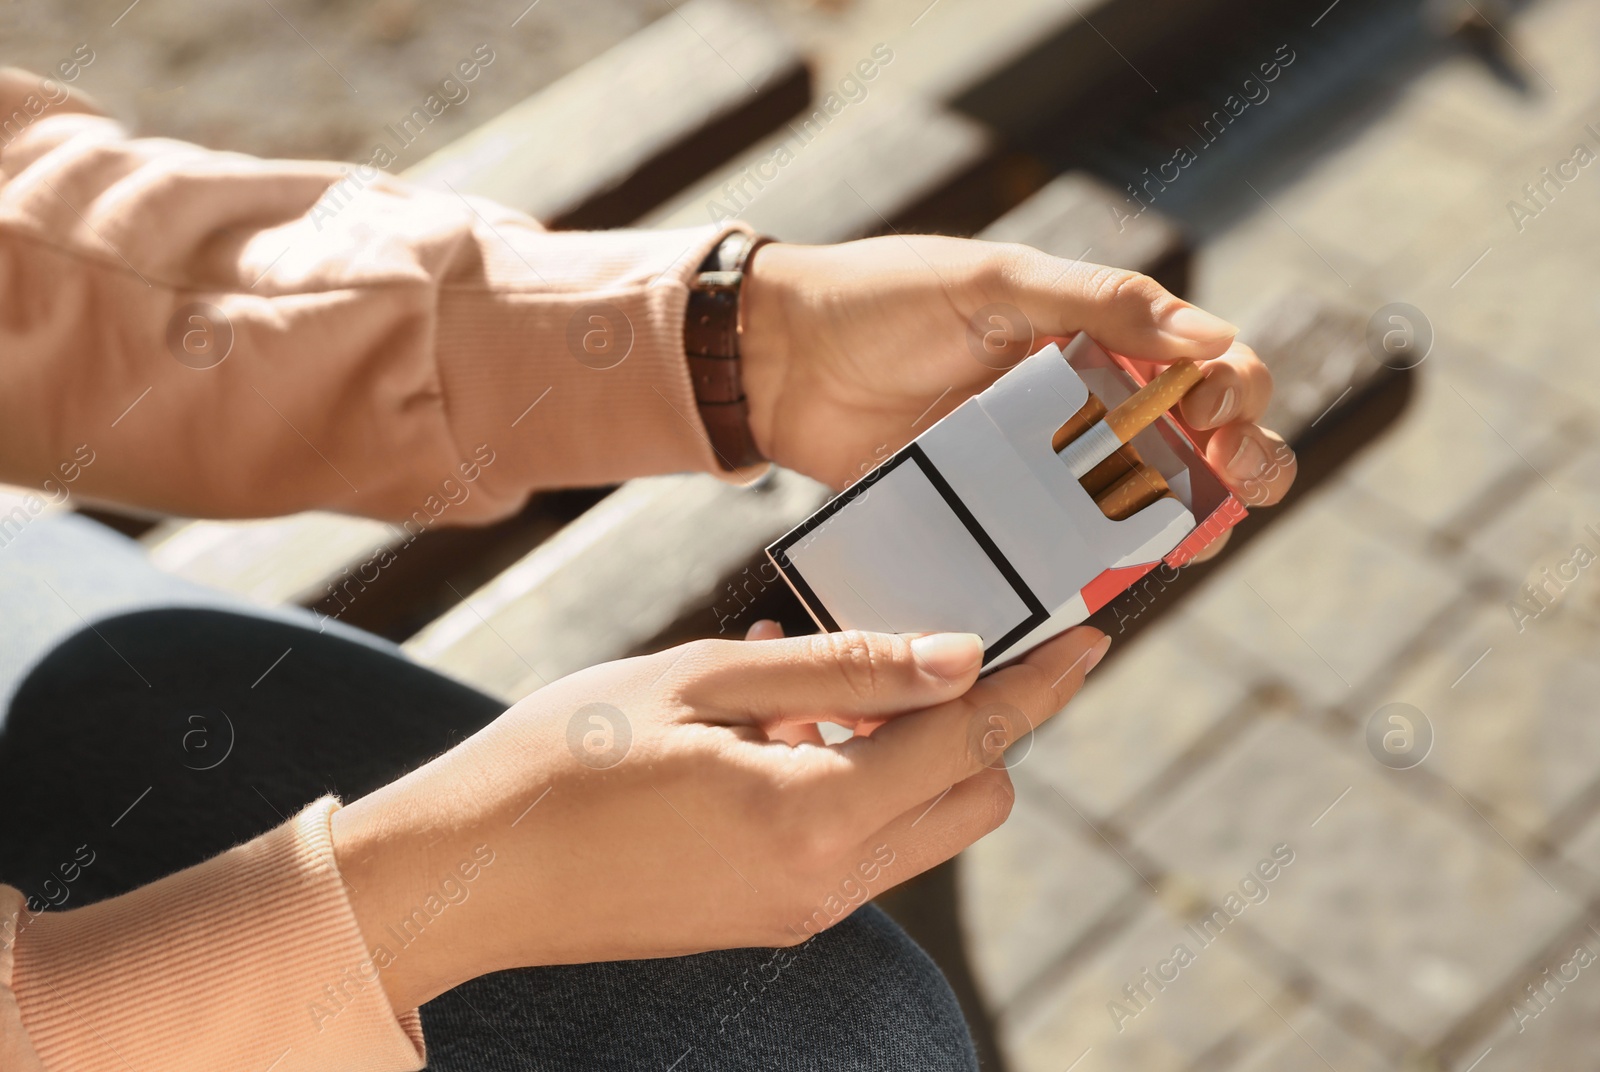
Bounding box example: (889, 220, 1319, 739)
(6, 0, 1600, 1069)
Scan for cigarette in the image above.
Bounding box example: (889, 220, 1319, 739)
(1051, 396, 1107, 454)
(1096, 462, 1171, 520)
(1082, 443, 1141, 497)
(1057, 361, 1205, 479)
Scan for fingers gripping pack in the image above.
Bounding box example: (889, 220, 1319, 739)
(766, 335, 1247, 671)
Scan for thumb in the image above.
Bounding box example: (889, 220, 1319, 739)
(670, 630, 985, 726)
(991, 248, 1238, 365)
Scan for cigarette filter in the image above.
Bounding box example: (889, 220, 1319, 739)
(1056, 360, 1204, 478)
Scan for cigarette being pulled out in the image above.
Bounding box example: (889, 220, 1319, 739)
(1056, 360, 1205, 478)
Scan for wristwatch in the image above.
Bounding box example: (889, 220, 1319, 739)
(685, 231, 772, 470)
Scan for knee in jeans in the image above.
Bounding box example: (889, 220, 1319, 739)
(797, 905, 978, 1070)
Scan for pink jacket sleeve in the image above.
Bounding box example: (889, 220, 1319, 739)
(3, 800, 426, 1072)
(0, 66, 740, 522)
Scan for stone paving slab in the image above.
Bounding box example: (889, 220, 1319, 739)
(1285, 109, 1508, 287)
(1134, 717, 1579, 1046)
(1383, 147, 1600, 417)
(998, 2, 1600, 1069)
(959, 783, 1137, 1010)
(1286, 26, 1600, 303)
(1558, 808, 1600, 879)
(1228, 1003, 1394, 1072)
(999, 898, 1291, 1072)
(1374, 598, 1600, 840)
(1448, 914, 1600, 1072)
(1337, 340, 1584, 536)
(1181, 482, 1464, 708)
(1395, 227, 1600, 423)
(1466, 445, 1600, 597)
(1016, 612, 1257, 821)
(1387, 0, 1600, 153)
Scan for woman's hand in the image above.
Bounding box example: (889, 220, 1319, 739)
(330, 623, 1109, 1014)
(740, 237, 1297, 538)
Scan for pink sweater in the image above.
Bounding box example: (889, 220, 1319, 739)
(0, 67, 741, 1069)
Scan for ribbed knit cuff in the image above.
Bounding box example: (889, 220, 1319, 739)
(0, 886, 47, 1071)
(433, 220, 765, 497)
(10, 799, 424, 1072)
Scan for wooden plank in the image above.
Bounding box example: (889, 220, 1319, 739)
(641, 91, 995, 242)
(406, 0, 808, 228)
(869, 0, 1122, 118)
(1248, 291, 1409, 445)
(940, 0, 1281, 142)
(638, 0, 1273, 242)
(144, 513, 395, 607)
(403, 469, 831, 701)
(304, 488, 608, 641)
(797, 0, 1262, 143)
(976, 170, 1190, 295)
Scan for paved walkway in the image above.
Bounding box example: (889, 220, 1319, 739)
(960, 1, 1600, 1069)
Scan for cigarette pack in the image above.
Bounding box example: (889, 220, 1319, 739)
(766, 334, 1247, 671)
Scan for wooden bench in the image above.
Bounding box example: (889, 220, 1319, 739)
(143, 0, 1245, 634)
(143, 0, 809, 626)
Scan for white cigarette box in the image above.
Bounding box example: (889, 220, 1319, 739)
(767, 335, 1247, 670)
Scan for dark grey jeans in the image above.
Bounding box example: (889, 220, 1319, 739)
(0, 513, 978, 1071)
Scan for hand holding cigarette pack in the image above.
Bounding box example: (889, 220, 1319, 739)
(767, 335, 1248, 671)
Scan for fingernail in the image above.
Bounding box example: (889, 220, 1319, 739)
(1163, 305, 1238, 342)
(911, 632, 984, 680)
(1208, 385, 1238, 427)
(1085, 635, 1111, 673)
(1228, 434, 1268, 481)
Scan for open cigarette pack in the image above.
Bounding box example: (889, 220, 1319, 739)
(766, 334, 1247, 671)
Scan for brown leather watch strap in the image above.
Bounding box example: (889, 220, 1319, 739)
(684, 274, 741, 360)
(685, 233, 771, 470)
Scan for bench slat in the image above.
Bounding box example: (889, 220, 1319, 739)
(640, 92, 994, 243)
(143, 513, 395, 606)
(403, 469, 830, 700)
(406, 0, 807, 227)
(976, 171, 1190, 295)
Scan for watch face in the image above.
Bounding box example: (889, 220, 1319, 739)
(713, 232, 756, 272)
